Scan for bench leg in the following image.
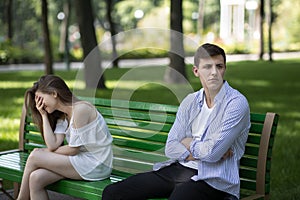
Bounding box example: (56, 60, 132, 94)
(13, 182, 20, 199)
(0, 178, 15, 200)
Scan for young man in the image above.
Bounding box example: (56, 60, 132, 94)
(102, 43, 250, 200)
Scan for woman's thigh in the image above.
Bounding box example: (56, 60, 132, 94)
(27, 148, 81, 179)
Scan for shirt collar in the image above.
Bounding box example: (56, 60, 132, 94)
(214, 80, 228, 103)
(197, 80, 228, 105)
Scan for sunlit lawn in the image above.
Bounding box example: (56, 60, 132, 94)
(0, 59, 299, 199)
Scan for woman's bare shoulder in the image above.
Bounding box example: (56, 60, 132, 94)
(72, 101, 96, 128)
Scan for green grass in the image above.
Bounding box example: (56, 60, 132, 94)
(0, 59, 300, 199)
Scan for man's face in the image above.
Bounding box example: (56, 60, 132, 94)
(193, 55, 226, 92)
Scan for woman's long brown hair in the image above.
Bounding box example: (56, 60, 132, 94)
(24, 75, 79, 138)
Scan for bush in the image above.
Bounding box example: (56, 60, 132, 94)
(0, 41, 44, 64)
(118, 48, 168, 59)
(0, 50, 9, 64)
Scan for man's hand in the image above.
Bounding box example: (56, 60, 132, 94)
(222, 149, 233, 160)
(181, 137, 193, 150)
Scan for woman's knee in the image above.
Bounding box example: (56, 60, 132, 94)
(29, 169, 47, 190)
(27, 148, 42, 164)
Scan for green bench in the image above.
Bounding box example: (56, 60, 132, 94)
(0, 96, 279, 200)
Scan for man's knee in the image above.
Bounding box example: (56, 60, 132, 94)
(102, 184, 121, 200)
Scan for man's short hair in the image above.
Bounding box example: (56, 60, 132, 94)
(194, 43, 226, 67)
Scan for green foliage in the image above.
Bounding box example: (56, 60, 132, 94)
(272, 0, 300, 51)
(0, 41, 44, 64)
(223, 43, 252, 54)
(113, 0, 158, 30)
(1, 0, 300, 64)
(118, 48, 168, 59)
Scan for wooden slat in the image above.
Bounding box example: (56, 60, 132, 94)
(97, 107, 176, 124)
(112, 137, 165, 152)
(250, 113, 269, 124)
(246, 134, 261, 145)
(24, 132, 44, 143)
(105, 118, 172, 133)
(109, 127, 168, 143)
(113, 146, 166, 163)
(24, 124, 39, 132)
(81, 97, 178, 113)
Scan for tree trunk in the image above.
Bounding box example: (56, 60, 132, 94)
(41, 0, 53, 74)
(5, 0, 13, 41)
(164, 0, 187, 84)
(198, 0, 205, 36)
(267, 0, 273, 61)
(106, 0, 119, 68)
(259, 0, 265, 60)
(74, 0, 106, 89)
(58, 0, 71, 70)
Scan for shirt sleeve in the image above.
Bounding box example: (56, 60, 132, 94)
(190, 95, 250, 162)
(165, 93, 195, 161)
(54, 119, 68, 134)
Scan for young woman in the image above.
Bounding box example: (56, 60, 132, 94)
(17, 75, 113, 200)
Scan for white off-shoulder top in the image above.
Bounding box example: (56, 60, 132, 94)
(54, 109, 113, 181)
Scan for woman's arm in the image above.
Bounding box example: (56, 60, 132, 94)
(54, 145, 80, 156)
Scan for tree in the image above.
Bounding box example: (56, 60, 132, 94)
(259, 0, 265, 60)
(41, 0, 53, 74)
(74, 0, 106, 89)
(5, 0, 13, 41)
(105, 0, 119, 68)
(164, 0, 187, 84)
(267, 0, 273, 61)
(58, 0, 71, 70)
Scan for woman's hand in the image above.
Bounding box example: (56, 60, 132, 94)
(35, 95, 47, 116)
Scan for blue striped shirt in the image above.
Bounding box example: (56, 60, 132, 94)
(153, 81, 250, 198)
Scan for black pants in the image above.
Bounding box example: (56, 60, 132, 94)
(102, 162, 230, 200)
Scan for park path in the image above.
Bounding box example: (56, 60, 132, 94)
(0, 51, 300, 72)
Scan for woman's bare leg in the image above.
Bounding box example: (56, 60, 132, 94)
(17, 148, 82, 200)
(29, 168, 64, 200)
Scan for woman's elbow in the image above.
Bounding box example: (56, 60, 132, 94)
(46, 144, 59, 152)
(72, 149, 80, 156)
(68, 146, 80, 156)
